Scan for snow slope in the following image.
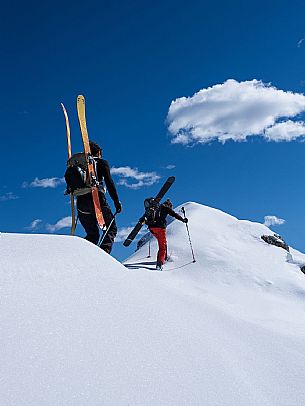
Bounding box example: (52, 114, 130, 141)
(126, 203, 305, 332)
(1, 202, 305, 406)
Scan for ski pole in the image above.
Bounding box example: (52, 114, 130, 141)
(165, 243, 169, 261)
(98, 211, 118, 248)
(181, 207, 196, 263)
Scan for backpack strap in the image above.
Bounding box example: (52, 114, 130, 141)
(92, 157, 106, 194)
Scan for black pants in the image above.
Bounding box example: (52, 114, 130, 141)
(77, 193, 117, 254)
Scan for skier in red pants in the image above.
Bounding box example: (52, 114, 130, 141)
(145, 199, 188, 270)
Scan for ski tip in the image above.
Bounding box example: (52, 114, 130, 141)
(77, 94, 85, 101)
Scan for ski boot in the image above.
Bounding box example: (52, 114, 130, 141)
(156, 261, 163, 271)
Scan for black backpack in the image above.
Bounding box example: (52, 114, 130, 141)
(144, 197, 161, 225)
(64, 153, 104, 196)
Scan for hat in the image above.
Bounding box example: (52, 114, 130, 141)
(163, 199, 173, 209)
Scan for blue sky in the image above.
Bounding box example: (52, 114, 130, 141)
(2, 0, 305, 260)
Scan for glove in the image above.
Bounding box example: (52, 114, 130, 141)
(139, 216, 146, 224)
(183, 217, 188, 224)
(115, 201, 122, 214)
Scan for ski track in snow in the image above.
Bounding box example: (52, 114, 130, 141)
(1, 202, 305, 405)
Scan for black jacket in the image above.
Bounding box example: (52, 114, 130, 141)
(146, 204, 184, 229)
(77, 158, 120, 212)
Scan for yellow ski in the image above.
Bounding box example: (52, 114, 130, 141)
(76, 95, 106, 230)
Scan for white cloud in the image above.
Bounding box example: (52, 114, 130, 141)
(264, 216, 286, 227)
(46, 217, 72, 233)
(264, 120, 305, 141)
(297, 37, 305, 48)
(22, 177, 65, 188)
(0, 192, 19, 202)
(167, 79, 305, 145)
(165, 164, 176, 170)
(115, 227, 134, 243)
(26, 219, 43, 231)
(115, 226, 145, 243)
(111, 166, 160, 189)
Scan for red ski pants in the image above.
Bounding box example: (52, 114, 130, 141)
(149, 227, 167, 264)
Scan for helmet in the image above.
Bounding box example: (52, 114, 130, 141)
(163, 199, 173, 209)
(144, 197, 155, 209)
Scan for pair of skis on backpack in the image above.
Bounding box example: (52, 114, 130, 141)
(123, 176, 175, 247)
(62, 95, 175, 246)
(61, 95, 106, 235)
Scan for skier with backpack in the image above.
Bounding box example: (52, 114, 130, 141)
(65, 141, 122, 253)
(144, 198, 188, 270)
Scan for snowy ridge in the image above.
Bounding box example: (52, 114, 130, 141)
(125, 202, 305, 333)
(1, 202, 305, 405)
(127, 202, 304, 291)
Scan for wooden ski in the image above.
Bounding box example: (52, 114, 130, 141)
(61, 103, 76, 235)
(76, 95, 106, 230)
